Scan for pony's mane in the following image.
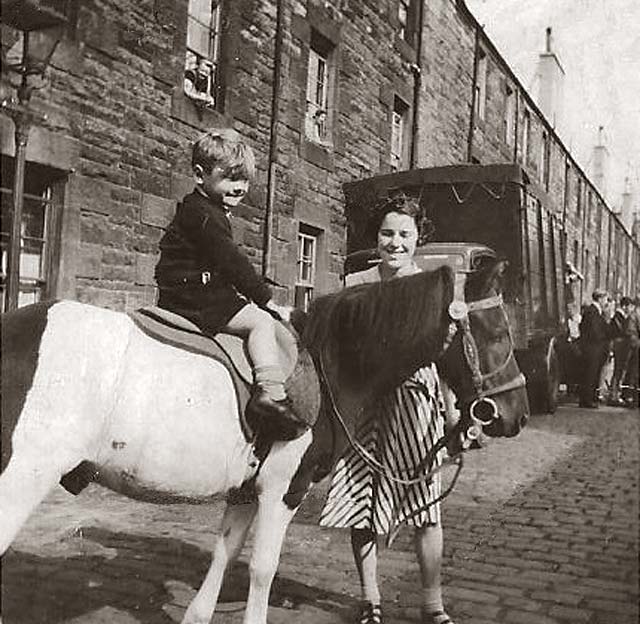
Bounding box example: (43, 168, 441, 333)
(302, 266, 454, 387)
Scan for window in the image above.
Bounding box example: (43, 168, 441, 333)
(390, 96, 410, 171)
(563, 162, 571, 211)
(295, 226, 320, 311)
(397, 0, 418, 45)
(184, 0, 223, 108)
(521, 110, 531, 164)
(474, 50, 487, 120)
(305, 31, 333, 145)
(1, 158, 63, 312)
(540, 131, 550, 189)
(503, 84, 515, 145)
(398, 0, 409, 40)
(576, 178, 582, 218)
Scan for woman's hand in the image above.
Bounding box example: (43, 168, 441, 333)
(265, 301, 292, 322)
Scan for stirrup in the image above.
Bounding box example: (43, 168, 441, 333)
(357, 602, 383, 624)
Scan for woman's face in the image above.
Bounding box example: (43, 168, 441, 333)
(377, 211, 418, 270)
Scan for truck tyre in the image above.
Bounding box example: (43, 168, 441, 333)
(518, 339, 560, 414)
(531, 339, 560, 414)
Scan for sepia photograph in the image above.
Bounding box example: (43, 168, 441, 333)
(0, 1, 638, 623)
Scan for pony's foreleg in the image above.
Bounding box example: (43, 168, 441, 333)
(242, 493, 297, 624)
(0, 455, 62, 554)
(181, 501, 257, 624)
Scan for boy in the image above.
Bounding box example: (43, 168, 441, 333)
(155, 128, 306, 440)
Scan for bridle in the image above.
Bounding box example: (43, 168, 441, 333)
(442, 287, 526, 445)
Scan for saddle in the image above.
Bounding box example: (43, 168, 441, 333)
(129, 306, 318, 441)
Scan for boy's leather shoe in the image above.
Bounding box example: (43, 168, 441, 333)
(247, 390, 308, 441)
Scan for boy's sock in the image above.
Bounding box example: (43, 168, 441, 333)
(254, 364, 287, 401)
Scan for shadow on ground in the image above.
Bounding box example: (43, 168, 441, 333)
(2, 527, 356, 624)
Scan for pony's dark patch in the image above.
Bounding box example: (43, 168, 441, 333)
(1, 301, 57, 473)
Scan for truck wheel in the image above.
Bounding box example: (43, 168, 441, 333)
(518, 339, 560, 414)
(529, 339, 560, 414)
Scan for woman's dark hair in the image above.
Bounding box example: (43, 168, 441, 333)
(370, 192, 435, 246)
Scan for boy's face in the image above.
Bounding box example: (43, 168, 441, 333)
(195, 166, 249, 209)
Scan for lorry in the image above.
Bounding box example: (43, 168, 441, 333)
(342, 163, 614, 413)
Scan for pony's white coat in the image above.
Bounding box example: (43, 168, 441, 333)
(1, 301, 312, 624)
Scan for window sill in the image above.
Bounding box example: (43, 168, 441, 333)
(301, 138, 335, 171)
(394, 35, 417, 64)
(170, 89, 229, 129)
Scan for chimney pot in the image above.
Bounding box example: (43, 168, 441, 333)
(546, 27, 552, 52)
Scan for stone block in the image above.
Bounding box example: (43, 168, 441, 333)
(136, 252, 159, 285)
(77, 243, 103, 279)
(68, 176, 116, 216)
(140, 193, 177, 228)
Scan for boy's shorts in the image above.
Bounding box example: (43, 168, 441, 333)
(157, 284, 248, 336)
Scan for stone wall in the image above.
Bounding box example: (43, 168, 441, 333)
(1, 0, 636, 310)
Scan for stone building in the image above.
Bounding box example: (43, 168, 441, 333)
(1, 0, 637, 313)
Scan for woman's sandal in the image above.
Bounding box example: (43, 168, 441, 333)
(357, 602, 383, 624)
(422, 609, 454, 624)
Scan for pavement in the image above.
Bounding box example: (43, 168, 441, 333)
(1, 403, 638, 624)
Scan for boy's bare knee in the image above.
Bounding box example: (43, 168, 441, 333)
(227, 304, 274, 336)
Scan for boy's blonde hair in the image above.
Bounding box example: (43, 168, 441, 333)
(192, 128, 256, 179)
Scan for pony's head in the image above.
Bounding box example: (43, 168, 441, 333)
(438, 258, 529, 438)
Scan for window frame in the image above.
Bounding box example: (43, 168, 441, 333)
(390, 95, 410, 171)
(295, 226, 320, 312)
(474, 49, 488, 121)
(184, 0, 224, 110)
(305, 31, 333, 146)
(503, 83, 515, 146)
(540, 130, 550, 189)
(521, 109, 531, 165)
(1, 159, 64, 312)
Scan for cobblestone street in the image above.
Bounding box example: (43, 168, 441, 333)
(2, 405, 638, 624)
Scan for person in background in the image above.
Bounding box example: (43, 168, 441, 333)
(608, 296, 633, 406)
(320, 195, 456, 624)
(561, 303, 582, 397)
(622, 298, 640, 407)
(184, 56, 216, 107)
(578, 290, 611, 408)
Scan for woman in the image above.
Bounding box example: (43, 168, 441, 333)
(320, 195, 455, 624)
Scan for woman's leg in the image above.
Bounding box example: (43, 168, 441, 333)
(415, 523, 453, 623)
(351, 527, 381, 604)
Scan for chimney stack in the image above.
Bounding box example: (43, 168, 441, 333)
(591, 126, 609, 198)
(621, 176, 635, 232)
(536, 26, 565, 132)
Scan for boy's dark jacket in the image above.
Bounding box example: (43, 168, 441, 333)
(155, 190, 271, 332)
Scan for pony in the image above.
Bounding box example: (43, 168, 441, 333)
(0, 258, 528, 624)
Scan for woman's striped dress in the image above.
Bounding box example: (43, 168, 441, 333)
(319, 264, 446, 536)
(319, 364, 446, 534)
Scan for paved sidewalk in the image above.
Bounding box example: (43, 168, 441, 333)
(2, 405, 638, 623)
